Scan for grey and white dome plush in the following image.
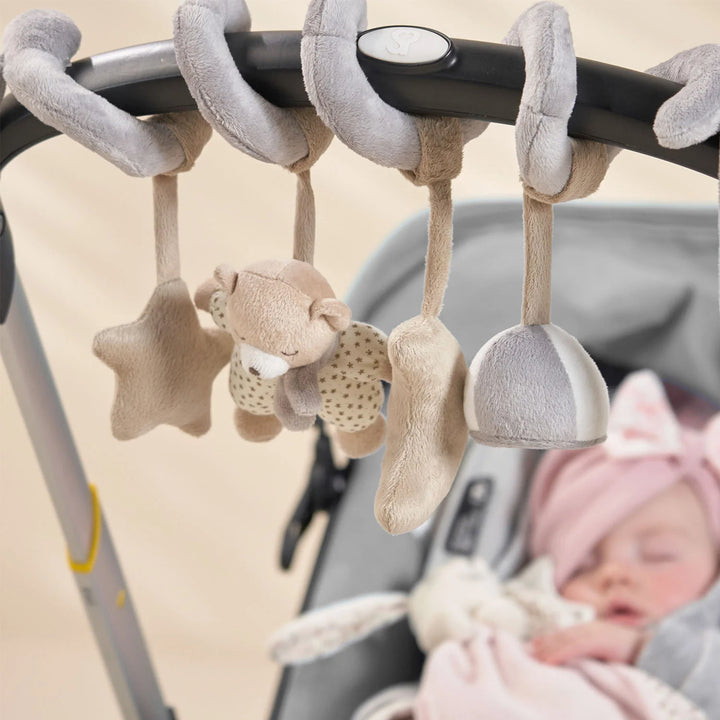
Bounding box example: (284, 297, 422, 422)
(465, 324, 609, 448)
(464, 3, 610, 450)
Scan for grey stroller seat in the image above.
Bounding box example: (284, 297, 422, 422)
(270, 198, 720, 720)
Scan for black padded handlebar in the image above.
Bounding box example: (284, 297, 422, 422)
(1, 30, 718, 175)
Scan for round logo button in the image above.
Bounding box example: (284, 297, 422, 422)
(358, 26, 451, 65)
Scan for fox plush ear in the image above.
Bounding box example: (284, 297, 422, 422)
(310, 298, 351, 332)
(213, 264, 239, 293)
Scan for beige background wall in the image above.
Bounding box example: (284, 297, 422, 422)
(1, 1, 718, 718)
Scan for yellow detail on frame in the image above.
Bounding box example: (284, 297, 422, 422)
(67, 484, 101, 574)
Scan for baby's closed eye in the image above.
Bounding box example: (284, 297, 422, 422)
(642, 549, 679, 563)
(640, 535, 685, 563)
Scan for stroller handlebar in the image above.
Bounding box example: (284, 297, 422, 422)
(1, 29, 718, 176)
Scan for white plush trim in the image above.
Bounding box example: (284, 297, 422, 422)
(543, 323, 609, 443)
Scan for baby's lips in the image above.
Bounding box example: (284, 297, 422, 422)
(602, 598, 647, 627)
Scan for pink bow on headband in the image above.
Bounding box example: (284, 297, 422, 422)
(604, 370, 719, 473)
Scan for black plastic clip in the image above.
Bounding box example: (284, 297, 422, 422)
(279, 421, 353, 570)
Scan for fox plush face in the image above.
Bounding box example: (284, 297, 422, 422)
(214, 259, 351, 380)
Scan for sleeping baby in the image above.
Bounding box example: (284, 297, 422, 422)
(406, 369, 720, 720)
(529, 380, 720, 676)
(270, 370, 720, 720)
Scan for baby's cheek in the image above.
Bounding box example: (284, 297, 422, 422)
(560, 577, 599, 608)
(644, 565, 712, 618)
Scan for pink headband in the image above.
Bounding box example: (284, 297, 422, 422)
(530, 370, 720, 586)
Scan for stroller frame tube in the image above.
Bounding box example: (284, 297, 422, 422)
(0, 264, 173, 720)
(0, 25, 718, 720)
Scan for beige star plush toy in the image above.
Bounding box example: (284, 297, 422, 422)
(93, 112, 233, 440)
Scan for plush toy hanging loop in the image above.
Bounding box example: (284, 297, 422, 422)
(174, 0, 335, 267)
(284, 107, 335, 265)
(174, 0, 308, 165)
(399, 117, 464, 319)
(520, 138, 612, 327)
(586, 43, 720, 309)
(377, 116, 470, 535)
(92, 112, 234, 440)
(1, 10, 186, 176)
(643, 45, 720, 314)
(302, 0, 490, 534)
(302, 0, 488, 169)
(176, 0, 391, 458)
(174, 0, 333, 267)
(1, 11, 233, 440)
(464, 2, 611, 450)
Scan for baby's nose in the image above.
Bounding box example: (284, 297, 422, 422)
(598, 561, 633, 588)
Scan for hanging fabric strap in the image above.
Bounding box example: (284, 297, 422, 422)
(520, 139, 610, 325)
(146, 111, 212, 283)
(285, 108, 334, 265)
(152, 175, 182, 284)
(400, 116, 464, 318)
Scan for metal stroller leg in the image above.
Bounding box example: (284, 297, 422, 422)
(0, 258, 173, 719)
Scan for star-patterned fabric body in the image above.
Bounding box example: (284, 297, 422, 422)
(319, 323, 386, 431)
(209, 290, 387, 432)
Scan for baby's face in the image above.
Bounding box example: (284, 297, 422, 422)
(560, 482, 718, 628)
